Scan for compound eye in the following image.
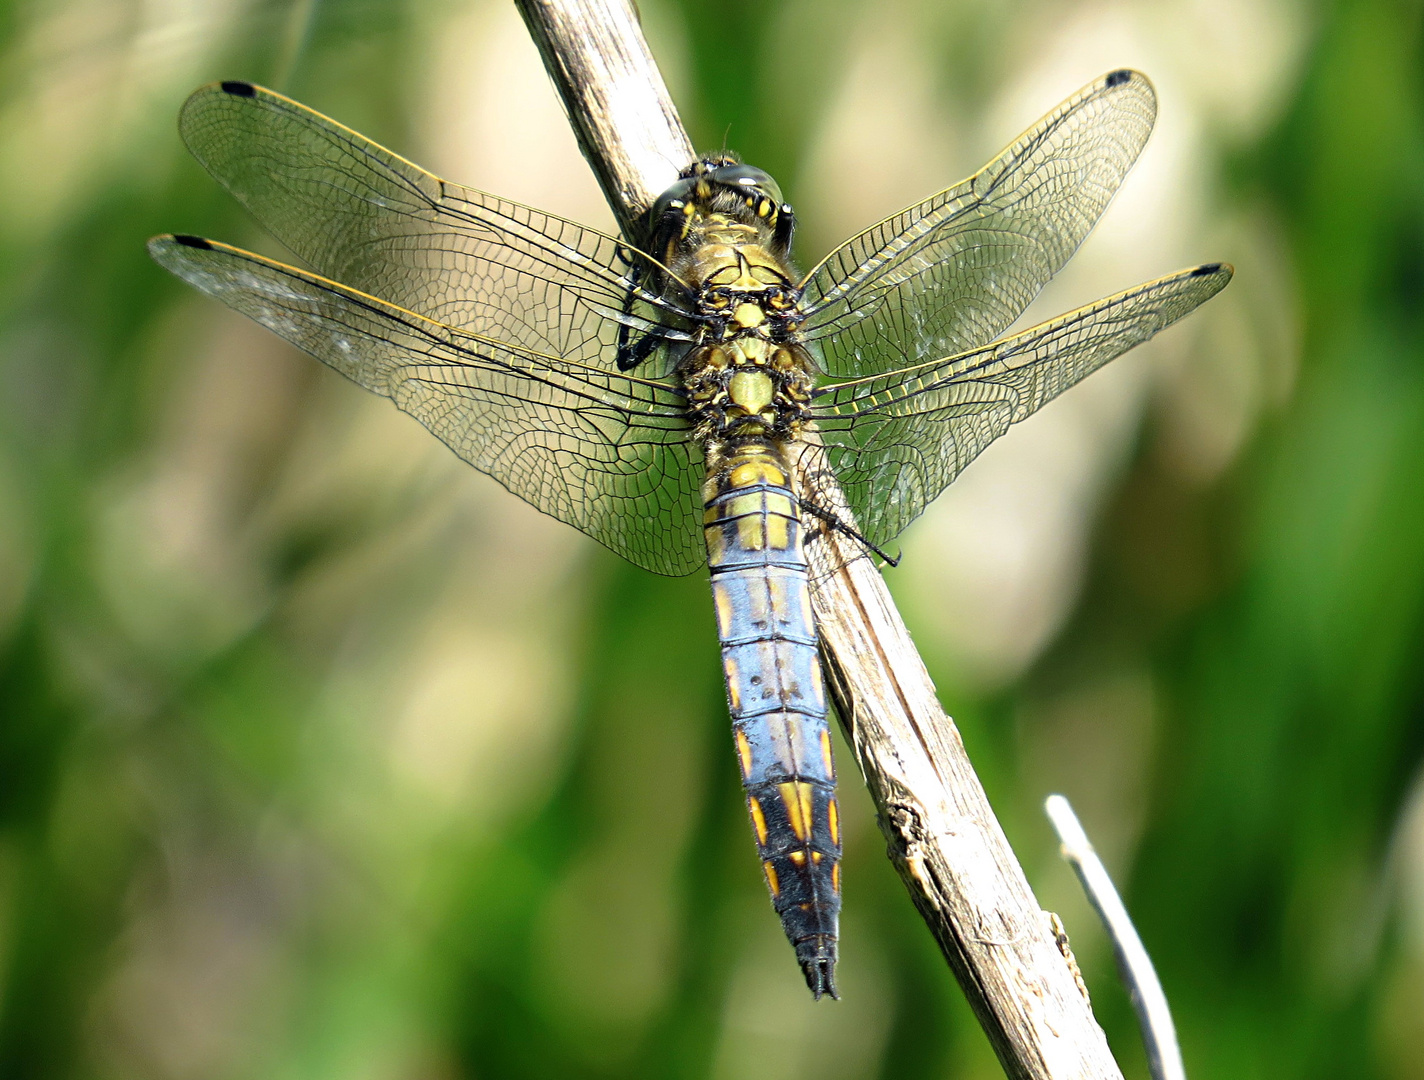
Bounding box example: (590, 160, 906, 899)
(649, 176, 699, 226)
(707, 163, 783, 206)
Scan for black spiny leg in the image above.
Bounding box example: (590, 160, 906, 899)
(799, 499, 900, 567)
(615, 257, 656, 371)
(615, 259, 687, 371)
(617, 326, 670, 371)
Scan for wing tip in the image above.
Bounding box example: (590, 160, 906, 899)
(147, 233, 214, 259)
(1099, 67, 1156, 108)
(1191, 261, 1234, 283)
(148, 234, 215, 263)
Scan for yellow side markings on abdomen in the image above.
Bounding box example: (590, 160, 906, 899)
(748, 795, 770, 846)
(777, 780, 815, 842)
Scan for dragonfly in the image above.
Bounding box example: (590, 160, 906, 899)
(149, 68, 1230, 1000)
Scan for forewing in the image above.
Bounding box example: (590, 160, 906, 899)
(149, 235, 704, 576)
(177, 81, 689, 374)
(799, 69, 1157, 378)
(810, 263, 1232, 547)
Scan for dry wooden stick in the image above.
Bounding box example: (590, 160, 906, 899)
(795, 440, 1122, 1079)
(516, 0, 693, 233)
(514, 2, 1124, 1076)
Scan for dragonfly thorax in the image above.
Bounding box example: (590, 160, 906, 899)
(662, 165, 814, 441)
(685, 235, 794, 296)
(682, 331, 815, 441)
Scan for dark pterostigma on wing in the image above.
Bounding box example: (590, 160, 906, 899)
(798, 69, 1158, 380)
(176, 80, 692, 375)
(810, 261, 1233, 551)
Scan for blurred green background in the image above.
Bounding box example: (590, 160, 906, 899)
(1, 0, 1422, 1076)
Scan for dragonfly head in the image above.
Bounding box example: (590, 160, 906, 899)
(646, 156, 796, 264)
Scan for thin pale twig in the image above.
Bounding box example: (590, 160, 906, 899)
(1046, 794, 1187, 1080)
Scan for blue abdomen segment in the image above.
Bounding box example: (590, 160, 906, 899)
(703, 440, 842, 999)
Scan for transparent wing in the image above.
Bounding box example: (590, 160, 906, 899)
(798, 69, 1157, 378)
(149, 234, 705, 576)
(810, 263, 1232, 547)
(177, 81, 690, 375)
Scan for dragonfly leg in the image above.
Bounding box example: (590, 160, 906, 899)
(798, 499, 901, 567)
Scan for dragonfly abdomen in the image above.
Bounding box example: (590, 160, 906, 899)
(703, 439, 842, 999)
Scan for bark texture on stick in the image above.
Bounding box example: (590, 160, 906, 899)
(516, 0, 693, 233)
(792, 439, 1123, 1080)
(515, 2, 1124, 1077)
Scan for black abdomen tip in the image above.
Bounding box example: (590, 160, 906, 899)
(796, 936, 839, 1000)
(220, 80, 257, 97)
(1106, 69, 1133, 87)
(173, 234, 213, 250)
